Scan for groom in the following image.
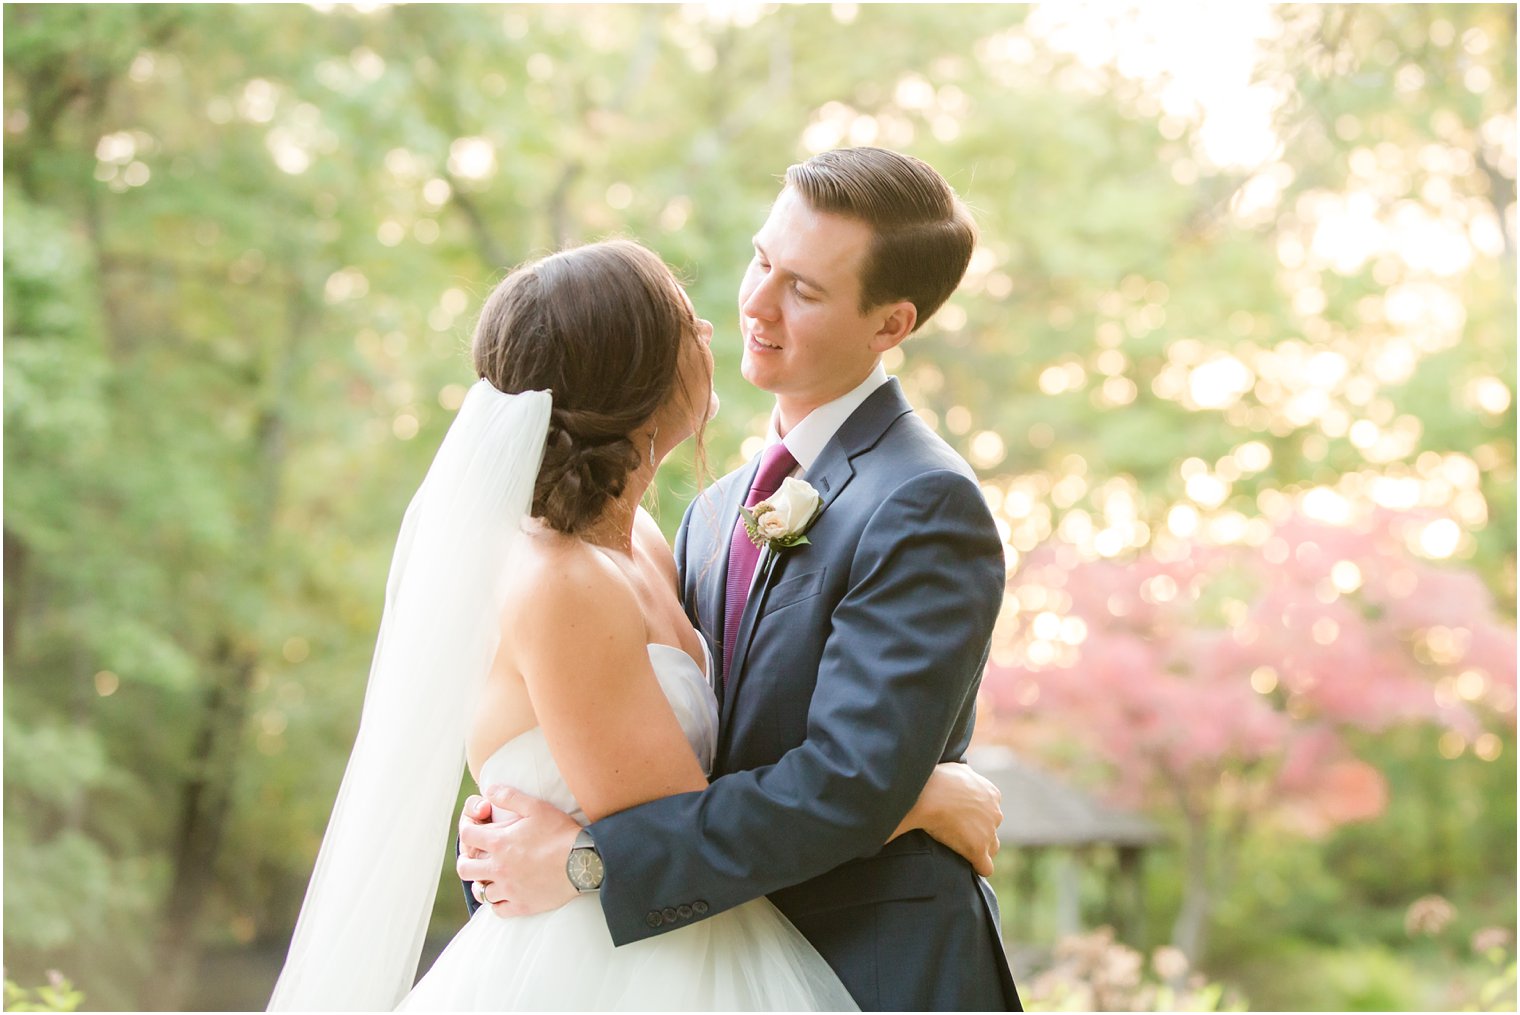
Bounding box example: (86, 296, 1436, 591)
(460, 147, 1021, 1011)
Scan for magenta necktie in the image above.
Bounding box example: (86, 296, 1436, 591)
(722, 442, 799, 684)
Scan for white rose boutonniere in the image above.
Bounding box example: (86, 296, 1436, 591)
(739, 476, 822, 555)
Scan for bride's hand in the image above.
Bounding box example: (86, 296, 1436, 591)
(456, 785, 582, 917)
(888, 762, 1001, 876)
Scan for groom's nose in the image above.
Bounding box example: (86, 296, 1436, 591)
(740, 274, 780, 322)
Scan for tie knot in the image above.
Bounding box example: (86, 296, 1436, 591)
(748, 442, 799, 502)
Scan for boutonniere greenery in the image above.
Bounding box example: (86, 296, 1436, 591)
(739, 476, 823, 555)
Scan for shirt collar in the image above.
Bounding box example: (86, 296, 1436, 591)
(766, 361, 891, 471)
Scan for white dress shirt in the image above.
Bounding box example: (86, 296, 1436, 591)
(738, 362, 890, 594)
(766, 360, 891, 471)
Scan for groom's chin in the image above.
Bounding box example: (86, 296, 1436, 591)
(738, 354, 772, 393)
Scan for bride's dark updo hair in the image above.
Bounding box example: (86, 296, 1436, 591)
(472, 240, 699, 535)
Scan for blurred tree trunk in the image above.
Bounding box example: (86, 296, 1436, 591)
(1170, 810, 1212, 963)
(150, 636, 256, 1009)
(147, 279, 312, 1010)
(3, 528, 30, 668)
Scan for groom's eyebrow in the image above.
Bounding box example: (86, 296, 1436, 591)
(754, 238, 828, 295)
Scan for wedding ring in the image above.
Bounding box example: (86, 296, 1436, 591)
(473, 881, 488, 905)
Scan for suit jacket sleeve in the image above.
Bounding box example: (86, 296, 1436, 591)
(588, 469, 1005, 945)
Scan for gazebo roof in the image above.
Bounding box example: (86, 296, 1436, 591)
(967, 746, 1165, 849)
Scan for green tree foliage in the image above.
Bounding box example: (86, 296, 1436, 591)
(3, 4, 1512, 1009)
(3, 970, 85, 1013)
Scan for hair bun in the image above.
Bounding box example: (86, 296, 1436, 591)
(533, 410, 641, 533)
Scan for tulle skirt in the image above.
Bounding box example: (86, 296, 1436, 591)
(398, 894, 857, 1011)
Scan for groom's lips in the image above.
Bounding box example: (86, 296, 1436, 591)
(746, 331, 783, 352)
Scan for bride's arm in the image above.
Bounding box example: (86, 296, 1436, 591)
(889, 762, 1003, 876)
(458, 518, 713, 917)
(458, 545, 709, 918)
(513, 546, 709, 822)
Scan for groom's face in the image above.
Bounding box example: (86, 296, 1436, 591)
(737, 188, 890, 414)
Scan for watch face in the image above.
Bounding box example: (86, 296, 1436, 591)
(569, 848, 604, 889)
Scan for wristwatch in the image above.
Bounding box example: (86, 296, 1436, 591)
(566, 828, 604, 893)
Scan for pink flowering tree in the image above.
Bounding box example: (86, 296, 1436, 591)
(980, 507, 1516, 962)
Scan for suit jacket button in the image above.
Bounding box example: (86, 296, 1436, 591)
(662, 907, 679, 923)
(692, 900, 710, 915)
(677, 904, 693, 919)
(646, 910, 663, 928)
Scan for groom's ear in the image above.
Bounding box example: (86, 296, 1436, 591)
(868, 300, 917, 354)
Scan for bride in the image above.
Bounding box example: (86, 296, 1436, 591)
(268, 240, 988, 1011)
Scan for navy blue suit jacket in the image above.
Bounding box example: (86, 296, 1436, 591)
(588, 379, 1021, 1011)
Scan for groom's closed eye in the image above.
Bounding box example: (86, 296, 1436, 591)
(752, 242, 828, 299)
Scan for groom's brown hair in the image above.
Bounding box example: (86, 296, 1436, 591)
(784, 147, 976, 332)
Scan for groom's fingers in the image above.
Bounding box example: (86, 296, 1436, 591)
(457, 824, 521, 880)
(975, 832, 1001, 877)
(470, 876, 526, 918)
(457, 823, 498, 873)
(490, 898, 528, 919)
(484, 785, 540, 816)
(478, 882, 520, 916)
(457, 852, 492, 883)
(459, 796, 495, 858)
(458, 819, 485, 851)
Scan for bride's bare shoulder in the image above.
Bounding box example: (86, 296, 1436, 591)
(501, 528, 641, 651)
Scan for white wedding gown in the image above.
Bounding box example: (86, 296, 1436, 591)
(398, 642, 857, 1012)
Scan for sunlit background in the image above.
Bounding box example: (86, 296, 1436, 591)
(4, 4, 1515, 1011)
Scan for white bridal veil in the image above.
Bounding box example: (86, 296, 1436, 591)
(269, 381, 550, 1011)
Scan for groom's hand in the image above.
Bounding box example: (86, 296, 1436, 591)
(456, 786, 580, 917)
(459, 795, 493, 859)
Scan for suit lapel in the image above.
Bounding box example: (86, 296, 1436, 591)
(720, 379, 915, 731)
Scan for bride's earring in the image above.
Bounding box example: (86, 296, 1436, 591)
(649, 426, 658, 467)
